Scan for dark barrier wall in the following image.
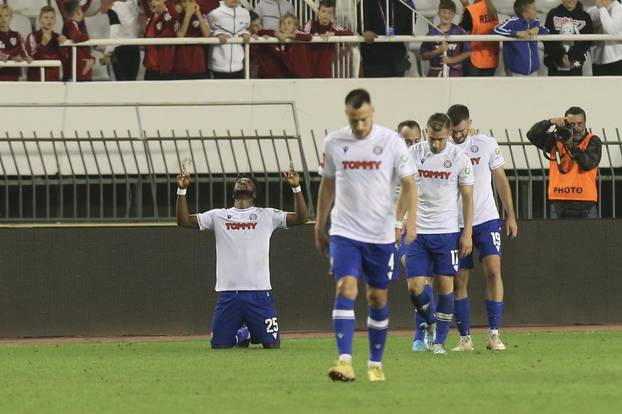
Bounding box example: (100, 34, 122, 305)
(1, 220, 621, 338)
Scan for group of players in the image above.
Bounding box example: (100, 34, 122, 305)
(175, 88, 518, 383)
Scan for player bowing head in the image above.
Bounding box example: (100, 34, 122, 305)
(344, 89, 375, 139)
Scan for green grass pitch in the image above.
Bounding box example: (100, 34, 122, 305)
(1, 331, 621, 413)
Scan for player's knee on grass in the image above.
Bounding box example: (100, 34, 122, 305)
(262, 341, 281, 349)
(211, 343, 235, 349)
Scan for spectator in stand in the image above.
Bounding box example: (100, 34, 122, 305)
(460, 0, 499, 76)
(256, 0, 294, 31)
(207, 0, 250, 79)
(62, 0, 95, 81)
(359, 0, 413, 77)
(303, 0, 353, 78)
(275, 13, 313, 78)
(494, 0, 549, 76)
(249, 10, 286, 78)
(588, 0, 622, 76)
(0, 4, 32, 82)
(101, 0, 141, 81)
(421, 0, 471, 77)
(175, 0, 211, 79)
(544, 0, 593, 76)
(55, 0, 97, 17)
(26, 6, 68, 82)
(143, 0, 176, 80)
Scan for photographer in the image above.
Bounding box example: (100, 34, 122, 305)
(527, 107, 602, 218)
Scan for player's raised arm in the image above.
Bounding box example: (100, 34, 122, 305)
(176, 169, 199, 229)
(492, 167, 518, 238)
(399, 176, 417, 244)
(282, 162, 308, 227)
(458, 183, 473, 257)
(314, 176, 335, 258)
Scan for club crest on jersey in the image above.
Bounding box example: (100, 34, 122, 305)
(342, 146, 349, 153)
(373, 145, 383, 155)
(226, 222, 257, 230)
(249, 213, 257, 220)
(227, 214, 232, 219)
(156, 22, 163, 30)
(10, 37, 17, 46)
(192, 20, 200, 28)
(471, 145, 479, 153)
(342, 160, 382, 170)
(443, 160, 452, 168)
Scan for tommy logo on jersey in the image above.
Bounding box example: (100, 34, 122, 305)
(225, 222, 258, 230)
(342, 160, 382, 170)
(419, 169, 451, 179)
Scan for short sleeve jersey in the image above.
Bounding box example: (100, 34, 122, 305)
(319, 124, 418, 243)
(196, 206, 287, 291)
(410, 141, 475, 234)
(450, 134, 505, 226)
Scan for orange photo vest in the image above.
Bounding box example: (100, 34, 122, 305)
(548, 133, 598, 202)
(467, 1, 499, 69)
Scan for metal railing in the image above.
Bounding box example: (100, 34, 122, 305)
(309, 128, 622, 220)
(0, 60, 62, 82)
(60, 33, 622, 81)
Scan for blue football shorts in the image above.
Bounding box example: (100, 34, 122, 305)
(210, 290, 279, 348)
(404, 232, 460, 277)
(329, 235, 398, 289)
(459, 219, 503, 270)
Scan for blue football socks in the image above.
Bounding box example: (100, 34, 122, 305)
(434, 292, 455, 345)
(414, 284, 436, 340)
(485, 300, 504, 331)
(332, 296, 355, 357)
(454, 297, 471, 336)
(367, 305, 389, 363)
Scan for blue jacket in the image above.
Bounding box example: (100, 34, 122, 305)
(494, 16, 549, 75)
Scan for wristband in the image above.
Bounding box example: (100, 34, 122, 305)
(291, 185, 302, 194)
(177, 188, 187, 196)
(394, 221, 404, 230)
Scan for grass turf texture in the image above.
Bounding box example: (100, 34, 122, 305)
(1, 331, 621, 413)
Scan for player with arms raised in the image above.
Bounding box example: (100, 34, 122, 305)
(315, 89, 418, 382)
(447, 104, 518, 351)
(176, 163, 308, 349)
(398, 113, 474, 355)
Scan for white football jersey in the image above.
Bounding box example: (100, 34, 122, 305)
(450, 134, 505, 226)
(410, 140, 474, 234)
(319, 124, 418, 244)
(196, 206, 287, 292)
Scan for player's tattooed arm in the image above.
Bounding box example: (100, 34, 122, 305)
(492, 167, 518, 239)
(176, 169, 199, 229)
(283, 162, 308, 226)
(314, 177, 335, 258)
(458, 184, 474, 257)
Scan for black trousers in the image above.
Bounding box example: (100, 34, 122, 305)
(462, 58, 496, 77)
(212, 70, 244, 79)
(144, 70, 174, 81)
(112, 46, 140, 81)
(593, 60, 622, 76)
(547, 66, 583, 76)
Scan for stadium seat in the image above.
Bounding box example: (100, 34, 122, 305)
(9, 13, 33, 40)
(6, 0, 47, 20)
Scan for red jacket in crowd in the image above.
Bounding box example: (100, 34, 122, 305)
(174, 12, 206, 76)
(0, 30, 28, 81)
(62, 19, 93, 81)
(55, 0, 93, 16)
(26, 30, 68, 81)
(303, 19, 352, 78)
(253, 29, 312, 78)
(143, 5, 177, 75)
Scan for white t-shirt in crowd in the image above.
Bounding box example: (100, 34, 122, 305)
(319, 124, 418, 244)
(196, 206, 287, 292)
(451, 134, 505, 226)
(410, 140, 474, 234)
